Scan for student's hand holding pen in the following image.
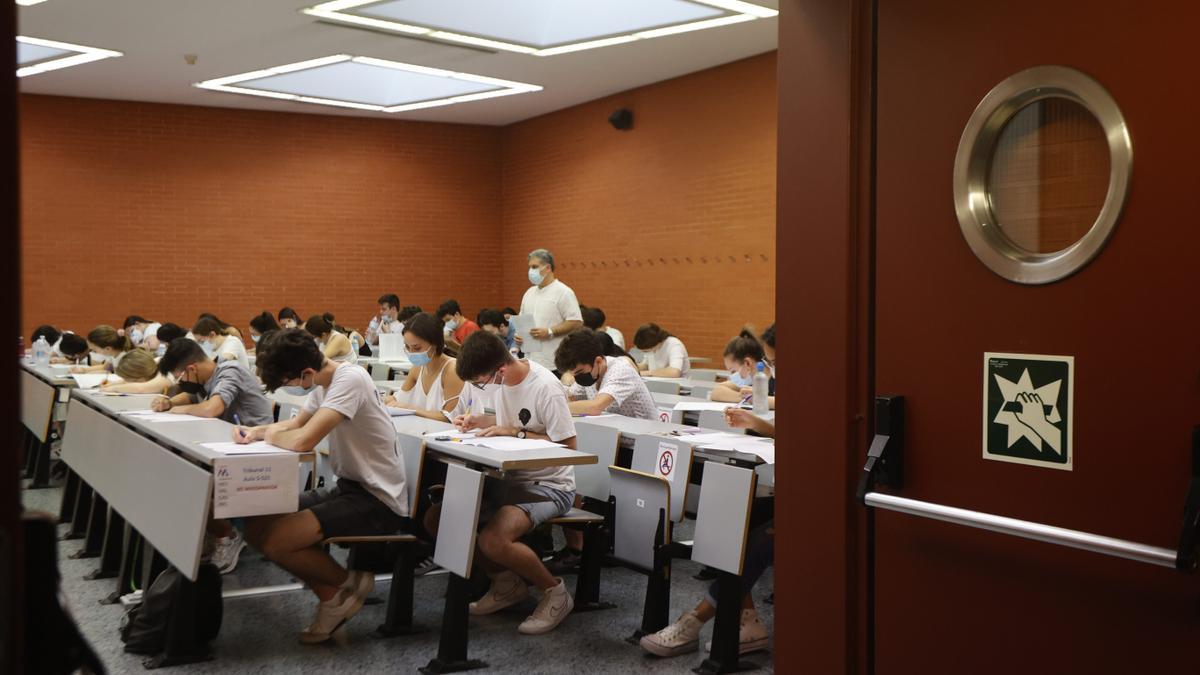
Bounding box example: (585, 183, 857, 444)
(150, 396, 172, 412)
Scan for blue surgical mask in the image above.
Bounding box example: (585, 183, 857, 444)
(251, 334, 260, 344)
(155, 344, 166, 358)
(528, 267, 543, 286)
(279, 372, 316, 396)
(445, 319, 459, 332)
(129, 328, 144, 345)
(408, 348, 432, 368)
(729, 371, 753, 387)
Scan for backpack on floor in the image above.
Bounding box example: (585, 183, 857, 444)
(120, 562, 223, 655)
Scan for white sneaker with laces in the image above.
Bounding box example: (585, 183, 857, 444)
(517, 578, 574, 635)
(704, 608, 770, 655)
(210, 530, 246, 575)
(298, 589, 365, 644)
(640, 610, 704, 657)
(469, 570, 529, 616)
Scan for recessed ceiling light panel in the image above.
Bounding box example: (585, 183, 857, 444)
(16, 0, 50, 6)
(303, 0, 777, 56)
(16, 36, 122, 77)
(195, 55, 542, 113)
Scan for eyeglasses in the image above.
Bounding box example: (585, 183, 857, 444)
(470, 371, 498, 390)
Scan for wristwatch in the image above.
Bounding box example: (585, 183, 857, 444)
(548, 328, 554, 338)
(517, 429, 527, 439)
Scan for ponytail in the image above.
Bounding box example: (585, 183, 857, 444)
(723, 329, 764, 363)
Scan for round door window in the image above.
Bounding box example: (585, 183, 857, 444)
(953, 66, 1131, 284)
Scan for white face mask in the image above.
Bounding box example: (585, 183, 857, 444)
(129, 327, 144, 345)
(251, 334, 260, 344)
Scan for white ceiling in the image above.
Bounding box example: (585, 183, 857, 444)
(16, 0, 778, 126)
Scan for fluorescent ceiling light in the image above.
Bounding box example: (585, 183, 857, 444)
(303, 0, 777, 56)
(16, 36, 122, 77)
(16, 0, 50, 6)
(195, 54, 541, 114)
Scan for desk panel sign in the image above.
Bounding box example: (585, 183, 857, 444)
(213, 453, 300, 518)
(656, 441, 679, 483)
(983, 352, 1074, 471)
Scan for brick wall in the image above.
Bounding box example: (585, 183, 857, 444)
(20, 52, 777, 362)
(500, 53, 777, 362)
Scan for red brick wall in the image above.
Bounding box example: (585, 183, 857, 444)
(500, 53, 777, 362)
(19, 95, 505, 343)
(20, 53, 777, 361)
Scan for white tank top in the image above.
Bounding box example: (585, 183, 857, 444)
(327, 330, 358, 364)
(392, 359, 456, 412)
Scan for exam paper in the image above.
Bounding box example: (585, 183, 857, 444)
(72, 373, 116, 389)
(423, 430, 477, 440)
(509, 314, 538, 353)
(119, 410, 215, 423)
(672, 401, 734, 412)
(201, 441, 294, 455)
(459, 436, 565, 451)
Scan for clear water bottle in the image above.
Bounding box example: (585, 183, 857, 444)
(752, 362, 769, 415)
(33, 335, 50, 366)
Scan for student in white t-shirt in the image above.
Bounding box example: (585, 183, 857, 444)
(365, 293, 404, 346)
(581, 306, 625, 351)
(234, 329, 413, 645)
(427, 330, 578, 635)
(192, 316, 250, 371)
(634, 323, 691, 378)
(517, 248, 583, 374)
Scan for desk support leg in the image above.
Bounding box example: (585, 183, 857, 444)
(63, 481, 93, 540)
(572, 525, 615, 612)
(28, 437, 52, 489)
(143, 577, 213, 669)
(58, 469, 79, 522)
(104, 524, 140, 604)
(420, 574, 486, 674)
(72, 493, 107, 559)
(22, 428, 35, 478)
(376, 543, 428, 637)
(87, 507, 123, 581)
(694, 571, 757, 674)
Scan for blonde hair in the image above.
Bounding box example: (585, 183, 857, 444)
(114, 349, 158, 382)
(87, 325, 133, 352)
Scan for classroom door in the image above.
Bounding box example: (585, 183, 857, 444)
(872, 1, 1200, 672)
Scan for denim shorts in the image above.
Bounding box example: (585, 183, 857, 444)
(479, 480, 575, 529)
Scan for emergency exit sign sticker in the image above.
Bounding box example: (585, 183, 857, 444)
(983, 353, 1073, 471)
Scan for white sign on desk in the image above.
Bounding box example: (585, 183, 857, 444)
(213, 453, 299, 519)
(656, 441, 679, 483)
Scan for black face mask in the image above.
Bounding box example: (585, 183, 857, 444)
(574, 370, 596, 387)
(178, 380, 205, 396)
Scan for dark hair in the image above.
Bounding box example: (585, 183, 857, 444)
(402, 312, 446, 355)
(397, 305, 422, 324)
(158, 338, 206, 375)
(250, 311, 280, 334)
(581, 306, 606, 331)
(477, 308, 507, 328)
(59, 333, 87, 356)
(501, 307, 517, 316)
(193, 316, 226, 337)
(378, 294, 400, 309)
(87, 325, 132, 351)
(32, 324, 61, 345)
(436, 299, 462, 319)
(554, 327, 605, 372)
(761, 323, 775, 349)
(278, 307, 301, 323)
(256, 328, 324, 391)
(197, 313, 232, 329)
(304, 313, 335, 337)
(633, 323, 671, 350)
(456, 331, 513, 382)
(122, 315, 151, 330)
(724, 329, 765, 363)
(156, 323, 186, 344)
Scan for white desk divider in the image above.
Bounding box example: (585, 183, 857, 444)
(691, 463, 757, 575)
(574, 422, 620, 501)
(631, 434, 693, 523)
(688, 369, 721, 382)
(369, 361, 392, 381)
(21, 369, 55, 442)
(62, 401, 212, 581)
(397, 432, 425, 513)
(697, 409, 745, 434)
(644, 379, 682, 396)
(434, 463, 485, 579)
(378, 334, 406, 362)
(609, 467, 671, 572)
(687, 382, 717, 399)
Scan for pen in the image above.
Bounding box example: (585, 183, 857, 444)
(739, 394, 752, 406)
(233, 414, 246, 438)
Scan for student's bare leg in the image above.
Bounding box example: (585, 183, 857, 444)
(244, 511, 347, 601)
(476, 506, 556, 590)
(207, 519, 234, 538)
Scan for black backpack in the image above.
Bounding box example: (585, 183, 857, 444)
(120, 562, 223, 656)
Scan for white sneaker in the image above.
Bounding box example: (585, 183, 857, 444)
(210, 530, 247, 575)
(640, 610, 704, 657)
(704, 608, 769, 655)
(517, 578, 574, 635)
(298, 590, 366, 644)
(469, 570, 528, 616)
(414, 556, 440, 576)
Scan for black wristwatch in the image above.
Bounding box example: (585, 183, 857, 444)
(517, 428, 527, 439)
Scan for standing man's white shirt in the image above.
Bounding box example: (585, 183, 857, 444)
(493, 361, 576, 492)
(519, 279, 582, 372)
(644, 336, 690, 378)
(303, 362, 410, 516)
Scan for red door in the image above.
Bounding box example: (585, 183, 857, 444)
(872, 1, 1200, 672)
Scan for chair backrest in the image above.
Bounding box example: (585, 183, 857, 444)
(630, 434, 694, 523)
(397, 432, 425, 513)
(608, 467, 670, 572)
(687, 382, 717, 400)
(573, 422, 621, 501)
(692, 463, 757, 575)
(378, 334, 406, 361)
(644, 379, 681, 396)
(369, 361, 392, 381)
(697, 409, 745, 434)
(433, 463, 485, 578)
(688, 369, 720, 382)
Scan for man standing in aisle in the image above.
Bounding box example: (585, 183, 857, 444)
(518, 249, 582, 376)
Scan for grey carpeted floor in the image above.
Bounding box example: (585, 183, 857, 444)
(23, 475, 774, 674)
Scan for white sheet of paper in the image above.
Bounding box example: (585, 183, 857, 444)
(731, 440, 775, 464)
(119, 410, 215, 423)
(459, 436, 565, 451)
(509, 314, 538, 353)
(672, 401, 734, 412)
(387, 407, 417, 417)
(72, 373, 113, 389)
(423, 430, 477, 440)
(378, 333, 407, 361)
(212, 452, 299, 518)
(201, 441, 294, 455)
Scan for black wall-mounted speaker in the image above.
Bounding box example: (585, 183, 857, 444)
(608, 108, 634, 131)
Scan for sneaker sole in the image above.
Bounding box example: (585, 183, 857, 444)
(298, 595, 366, 645)
(640, 637, 698, 657)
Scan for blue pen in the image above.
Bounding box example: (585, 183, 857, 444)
(233, 414, 246, 438)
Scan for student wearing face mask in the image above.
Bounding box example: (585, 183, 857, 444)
(437, 299, 480, 352)
(517, 248, 583, 375)
(192, 316, 250, 371)
(122, 315, 162, 352)
(557, 328, 657, 420)
(248, 311, 280, 349)
(233, 328, 413, 643)
(71, 325, 134, 373)
(634, 323, 691, 378)
(304, 313, 357, 364)
(478, 308, 516, 351)
(152, 323, 186, 358)
(710, 328, 775, 409)
(278, 306, 303, 330)
(383, 312, 464, 420)
(365, 294, 403, 346)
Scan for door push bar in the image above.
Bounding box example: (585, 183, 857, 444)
(858, 396, 1200, 573)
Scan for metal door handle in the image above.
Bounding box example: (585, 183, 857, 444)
(859, 396, 1200, 573)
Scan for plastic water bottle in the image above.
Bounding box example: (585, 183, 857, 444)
(752, 362, 769, 415)
(33, 335, 50, 366)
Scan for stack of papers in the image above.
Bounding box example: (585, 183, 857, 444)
(672, 401, 733, 412)
(460, 436, 565, 451)
(200, 441, 294, 456)
(423, 430, 477, 440)
(72, 373, 122, 389)
(119, 410, 216, 423)
(681, 431, 776, 464)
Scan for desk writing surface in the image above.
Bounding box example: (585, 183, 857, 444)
(573, 414, 692, 438)
(422, 438, 596, 472)
(20, 361, 76, 387)
(392, 415, 452, 438)
(20, 368, 56, 440)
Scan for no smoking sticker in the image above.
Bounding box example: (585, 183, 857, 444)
(983, 352, 1073, 471)
(656, 441, 678, 483)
